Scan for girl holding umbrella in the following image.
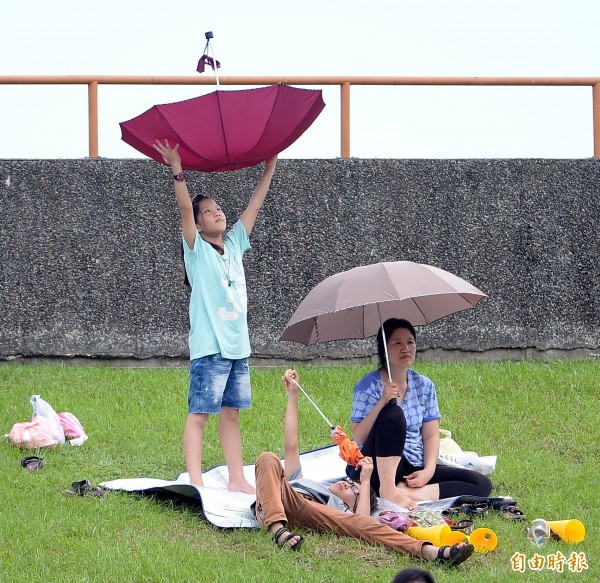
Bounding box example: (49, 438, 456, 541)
(153, 139, 277, 493)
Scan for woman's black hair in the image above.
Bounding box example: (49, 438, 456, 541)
(368, 485, 378, 513)
(181, 194, 223, 289)
(376, 318, 417, 370)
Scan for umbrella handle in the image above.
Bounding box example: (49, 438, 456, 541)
(202, 32, 220, 86)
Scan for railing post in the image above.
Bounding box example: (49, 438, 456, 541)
(88, 81, 99, 158)
(341, 82, 350, 158)
(594, 84, 600, 158)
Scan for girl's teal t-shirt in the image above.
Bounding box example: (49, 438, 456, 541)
(183, 220, 251, 360)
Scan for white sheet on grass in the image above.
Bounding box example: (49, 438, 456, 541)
(100, 445, 458, 529)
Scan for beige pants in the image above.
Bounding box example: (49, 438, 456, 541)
(254, 452, 425, 557)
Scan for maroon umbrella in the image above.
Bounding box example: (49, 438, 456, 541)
(120, 85, 325, 172)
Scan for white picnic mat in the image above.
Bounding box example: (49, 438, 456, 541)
(100, 445, 457, 528)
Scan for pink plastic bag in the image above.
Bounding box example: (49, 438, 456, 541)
(7, 396, 87, 448)
(9, 416, 58, 449)
(58, 412, 88, 445)
(376, 511, 414, 532)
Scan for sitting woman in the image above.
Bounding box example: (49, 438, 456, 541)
(253, 369, 474, 568)
(348, 318, 493, 510)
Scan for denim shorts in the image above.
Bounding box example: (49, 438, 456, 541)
(188, 354, 251, 414)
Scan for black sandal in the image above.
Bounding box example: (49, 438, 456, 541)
(443, 502, 488, 518)
(63, 479, 107, 498)
(272, 526, 305, 551)
(444, 519, 475, 534)
(492, 498, 526, 521)
(434, 543, 475, 567)
(64, 479, 91, 496)
(21, 456, 45, 471)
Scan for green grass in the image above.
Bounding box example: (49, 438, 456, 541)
(0, 360, 598, 582)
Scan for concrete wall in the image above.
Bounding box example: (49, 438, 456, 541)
(1, 158, 599, 363)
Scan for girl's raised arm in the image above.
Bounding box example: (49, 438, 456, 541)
(240, 155, 277, 236)
(153, 139, 197, 250)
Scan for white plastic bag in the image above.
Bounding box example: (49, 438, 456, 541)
(438, 428, 497, 475)
(30, 395, 65, 445)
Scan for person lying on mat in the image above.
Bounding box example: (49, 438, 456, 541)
(253, 369, 474, 567)
(348, 318, 493, 510)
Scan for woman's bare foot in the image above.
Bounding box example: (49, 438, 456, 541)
(396, 481, 440, 502)
(421, 544, 440, 561)
(189, 473, 204, 488)
(379, 485, 418, 510)
(227, 479, 256, 494)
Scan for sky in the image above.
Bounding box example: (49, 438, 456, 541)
(2, 0, 600, 160)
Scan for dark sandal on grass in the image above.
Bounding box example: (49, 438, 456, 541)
(460, 502, 488, 516)
(434, 543, 475, 567)
(272, 526, 305, 551)
(444, 519, 475, 534)
(64, 479, 107, 498)
(21, 456, 45, 471)
(443, 502, 488, 518)
(492, 499, 526, 521)
(64, 479, 91, 496)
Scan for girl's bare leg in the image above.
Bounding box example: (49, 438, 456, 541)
(219, 407, 255, 493)
(184, 412, 209, 487)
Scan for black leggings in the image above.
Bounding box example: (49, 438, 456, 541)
(348, 402, 493, 499)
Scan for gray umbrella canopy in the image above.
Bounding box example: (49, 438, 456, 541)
(280, 261, 486, 345)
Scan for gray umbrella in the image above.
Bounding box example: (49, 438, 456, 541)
(280, 261, 486, 383)
(280, 261, 486, 345)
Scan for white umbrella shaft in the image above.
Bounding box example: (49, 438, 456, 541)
(378, 313, 397, 405)
(292, 380, 334, 428)
(381, 325, 393, 382)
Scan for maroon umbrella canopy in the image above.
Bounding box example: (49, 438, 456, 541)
(120, 84, 325, 172)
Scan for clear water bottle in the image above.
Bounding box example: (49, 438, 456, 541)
(527, 518, 551, 547)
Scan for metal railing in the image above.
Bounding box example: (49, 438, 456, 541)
(3, 75, 600, 158)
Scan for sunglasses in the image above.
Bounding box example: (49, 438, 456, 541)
(342, 477, 360, 512)
(342, 476, 360, 496)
